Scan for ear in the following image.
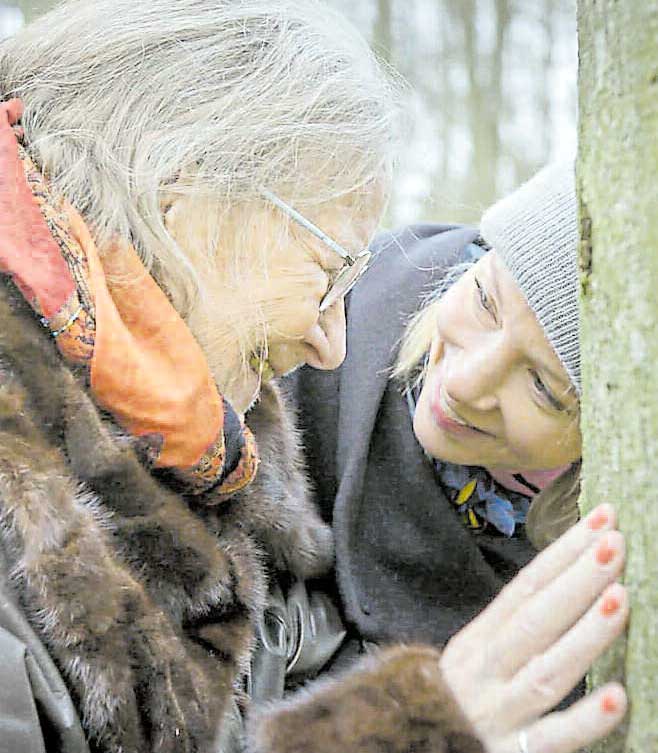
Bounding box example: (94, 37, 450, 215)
(159, 168, 198, 227)
(161, 191, 206, 244)
(160, 192, 181, 232)
(159, 191, 175, 219)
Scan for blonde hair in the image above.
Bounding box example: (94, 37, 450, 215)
(525, 461, 581, 549)
(0, 0, 404, 314)
(392, 261, 473, 388)
(393, 261, 581, 549)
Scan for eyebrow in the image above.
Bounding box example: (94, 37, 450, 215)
(487, 256, 573, 395)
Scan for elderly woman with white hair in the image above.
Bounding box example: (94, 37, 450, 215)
(0, 1, 394, 750)
(0, 1, 626, 753)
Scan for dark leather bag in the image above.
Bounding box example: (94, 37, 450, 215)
(221, 581, 347, 753)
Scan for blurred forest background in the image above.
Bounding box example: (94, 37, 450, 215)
(0, 0, 577, 225)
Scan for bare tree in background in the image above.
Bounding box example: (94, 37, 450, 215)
(539, 0, 556, 160)
(4, 0, 578, 226)
(13, 0, 50, 22)
(431, 0, 509, 217)
(373, 0, 393, 66)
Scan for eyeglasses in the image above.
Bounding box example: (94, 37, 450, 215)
(260, 188, 372, 313)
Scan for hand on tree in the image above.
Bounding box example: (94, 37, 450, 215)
(440, 504, 628, 753)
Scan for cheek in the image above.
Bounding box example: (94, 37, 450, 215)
(505, 414, 582, 468)
(268, 298, 319, 339)
(263, 283, 325, 340)
(550, 419, 582, 463)
(412, 387, 438, 454)
(252, 267, 327, 336)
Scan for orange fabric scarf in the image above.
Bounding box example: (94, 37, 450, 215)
(0, 98, 257, 497)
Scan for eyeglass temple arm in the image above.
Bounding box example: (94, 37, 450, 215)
(259, 187, 355, 265)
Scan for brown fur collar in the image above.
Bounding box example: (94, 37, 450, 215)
(0, 279, 333, 752)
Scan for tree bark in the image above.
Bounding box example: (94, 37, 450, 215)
(577, 2, 658, 751)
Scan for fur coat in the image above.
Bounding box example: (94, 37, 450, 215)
(0, 275, 483, 753)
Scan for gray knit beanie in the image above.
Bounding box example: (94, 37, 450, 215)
(480, 162, 580, 394)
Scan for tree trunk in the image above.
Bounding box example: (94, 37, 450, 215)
(13, 0, 54, 23)
(454, 0, 510, 212)
(577, 2, 658, 751)
(373, 0, 393, 67)
(487, 0, 510, 195)
(539, 0, 555, 160)
(456, 0, 489, 208)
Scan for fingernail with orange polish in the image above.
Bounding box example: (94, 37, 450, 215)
(602, 692, 619, 714)
(601, 594, 620, 617)
(596, 539, 616, 565)
(588, 507, 609, 531)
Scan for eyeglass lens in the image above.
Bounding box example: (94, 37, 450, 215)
(319, 252, 371, 312)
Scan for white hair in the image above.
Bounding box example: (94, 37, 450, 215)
(0, 0, 404, 312)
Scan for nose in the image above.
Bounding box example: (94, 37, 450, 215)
(303, 297, 347, 370)
(443, 336, 513, 413)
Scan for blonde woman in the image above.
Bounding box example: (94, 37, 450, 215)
(0, 0, 625, 750)
(275, 163, 626, 753)
(289, 164, 581, 647)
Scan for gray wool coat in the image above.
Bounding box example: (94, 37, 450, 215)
(286, 224, 536, 648)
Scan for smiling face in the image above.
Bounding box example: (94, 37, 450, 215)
(164, 187, 383, 413)
(413, 251, 581, 471)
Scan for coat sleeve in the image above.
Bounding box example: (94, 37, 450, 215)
(0, 558, 90, 753)
(0, 626, 47, 753)
(246, 644, 484, 753)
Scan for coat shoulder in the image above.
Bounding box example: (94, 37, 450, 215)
(364, 223, 480, 304)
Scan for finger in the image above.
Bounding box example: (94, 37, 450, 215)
(493, 531, 625, 676)
(505, 583, 628, 726)
(499, 683, 627, 753)
(451, 505, 617, 650)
